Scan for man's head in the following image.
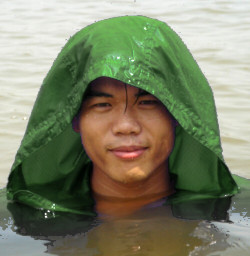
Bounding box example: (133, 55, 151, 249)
(7, 16, 238, 215)
(73, 77, 176, 186)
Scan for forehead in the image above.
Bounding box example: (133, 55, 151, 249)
(88, 77, 143, 95)
(90, 77, 124, 88)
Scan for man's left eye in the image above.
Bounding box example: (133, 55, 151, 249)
(139, 100, 159, 105)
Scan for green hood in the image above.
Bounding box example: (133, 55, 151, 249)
(7, 15, 239, 214)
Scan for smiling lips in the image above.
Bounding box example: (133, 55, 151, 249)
(109, 146, 148, 160)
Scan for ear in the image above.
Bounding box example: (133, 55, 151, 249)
(72, 116, 80, 133)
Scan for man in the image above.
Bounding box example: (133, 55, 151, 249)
(72, 76, 177, 215)
(7, 15, 239, 215)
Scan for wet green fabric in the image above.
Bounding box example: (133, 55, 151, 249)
(7, 15, 245, 214)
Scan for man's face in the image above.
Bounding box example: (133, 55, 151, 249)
(75, 77, 175, 184)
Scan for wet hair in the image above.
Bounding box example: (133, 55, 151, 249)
(82, 81, 145, 113)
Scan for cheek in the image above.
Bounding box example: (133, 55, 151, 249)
(80, 132, 94, 160)
(80, 131, 107, 167)
(79, 115, 112, 167)
(79, 118, 101, 158)
(152, 120, 175, 158)
(161, 132, 175, 155)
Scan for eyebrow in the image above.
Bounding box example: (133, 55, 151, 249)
(86, 90, 113, 98)
(134, 90, 150, 97)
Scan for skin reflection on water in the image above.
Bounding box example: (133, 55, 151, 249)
(46, 205, 228, 256)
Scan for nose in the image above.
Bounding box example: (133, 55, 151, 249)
(112, 109, 141, 136)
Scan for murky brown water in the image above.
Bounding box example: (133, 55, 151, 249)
(0, 0, 249, 255)
(1, 185, 250, 255)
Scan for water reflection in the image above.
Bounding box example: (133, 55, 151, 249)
(44, 207, 231, 256)
(48, 218, 203, 255)
(0, 196, 239, 255)
(1, 183, 249, 255)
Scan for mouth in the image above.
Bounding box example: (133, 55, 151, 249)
(109, 146, 148, 160)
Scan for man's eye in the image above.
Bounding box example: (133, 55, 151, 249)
(93, 103, 111, 108)
(139, 100, 159, 105)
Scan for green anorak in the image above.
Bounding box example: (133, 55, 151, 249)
(7, 16, 241, 215)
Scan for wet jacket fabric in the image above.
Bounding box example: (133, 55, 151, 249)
(7, 16, 241, 214)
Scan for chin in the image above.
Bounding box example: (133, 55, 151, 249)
(120, 167, 149, 184)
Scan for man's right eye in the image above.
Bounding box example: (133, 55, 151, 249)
(93, 103, 111, 108)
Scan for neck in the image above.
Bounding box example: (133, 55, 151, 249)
(91, 164, 174, 217)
